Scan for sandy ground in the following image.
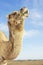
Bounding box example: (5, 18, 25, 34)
(1, 60, 43, 65)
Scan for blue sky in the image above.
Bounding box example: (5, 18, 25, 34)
(0, 0, 43, 60)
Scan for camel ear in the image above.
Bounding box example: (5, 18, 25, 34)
(6, 15, 10, 19)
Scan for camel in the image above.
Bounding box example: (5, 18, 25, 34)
(0, 7, 28, 62)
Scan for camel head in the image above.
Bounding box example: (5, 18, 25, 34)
(7, 7, 29, 31)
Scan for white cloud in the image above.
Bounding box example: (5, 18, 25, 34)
(15, 43, 43, 60)
(0, 23, 9, 37)
(38, 22, 43, 26)
(21, 0, 30, 6)
(29, 9, 43, 26)
(0, 23, 8, 31)
(29, 10, 42, 20)
(30, 21, 43, 26)
(23, 30, 40, 38)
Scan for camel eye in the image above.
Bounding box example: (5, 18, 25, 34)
(14, 22, 17, 25)
(13, 21, 17, 25)
(16, 22, 17, 24)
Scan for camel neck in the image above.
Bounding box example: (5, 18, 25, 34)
(9, 30, 14, 44)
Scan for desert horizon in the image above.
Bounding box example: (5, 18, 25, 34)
(1, 60, 43, 65)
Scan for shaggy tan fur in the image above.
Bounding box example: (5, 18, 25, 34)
(0, 7, 28, 62)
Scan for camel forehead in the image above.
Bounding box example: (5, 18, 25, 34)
(10, 11, 19, 16)
(8, 11, 20, 19)
(12, 11, 18, 14)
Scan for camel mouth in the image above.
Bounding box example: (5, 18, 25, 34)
(20, 7, 29, 19)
